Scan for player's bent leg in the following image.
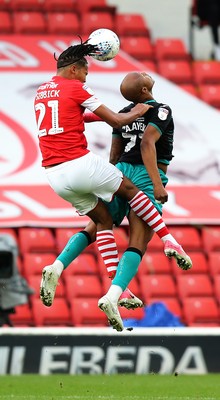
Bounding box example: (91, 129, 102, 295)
(40, 226, 95, 307)
(105, 193, 143, 309)
(116, 177, 193, 268)
(88, 199, 121, 281)
(117, 212, 152, 310)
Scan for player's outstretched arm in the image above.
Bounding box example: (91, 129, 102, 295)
(94, 103, 152, 128)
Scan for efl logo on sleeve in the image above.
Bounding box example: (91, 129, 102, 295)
(158, 107, 169, 120)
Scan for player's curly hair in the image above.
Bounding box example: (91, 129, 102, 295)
(54, 36, 99, 69)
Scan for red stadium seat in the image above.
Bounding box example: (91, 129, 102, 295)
(63, 253, 98, 276)
(138, 253, 172, 276)
(201, 226, 220, 253)
(171, 251, 208, 275)
(115, 13, 150, 37)
(55, 227, 79, 253)
(120, 36, 154, 60)
(199, 84, 220, 109)
(76, 0, 116, 16)
(179, 83, 198, 97)
(147, 234, 164, 252)
(43, 0, 76, 12)
(176, 274, 213, 299)
(0, 0, 11, 10)
(70, 297, 108, 326)
(100, 275, 111, 292)
(13, 11, 46, 34)
(155, 38, 189, 61)
(0, 228, 18, 243)
(147, 297, 183, 319)
(193, 61, 220, 85)
(64, 275, 102, 300)
(120, 304, 145, 321)
(140, 60, 158, 72)
(81, 11, 114, 35)
(208, 252, 220, 276)
(32, 298, 71, 326)
(0, 11, 13, 33)
(17, 256, 23, 275)
(140, 275, 177, 302)
(157, 60, 193, 84)
(182, 297, 220, 326)
(47, 12, 80, 35)
(113, 227, 129, 251)
(168, 226, 202, 251)
(26, 275, 40, 298)
(10, 0, 45, 11)
(22, 252, 56, 277)
(213, 275, 220, 303)
(10, 303, 33, 326)
(55, 227, 96, 254)
(18, 228, 56, 254)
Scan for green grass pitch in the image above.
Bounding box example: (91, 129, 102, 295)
(0, 374, 220, 400)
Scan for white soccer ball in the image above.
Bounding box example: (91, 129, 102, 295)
(88, 28, 120, 62)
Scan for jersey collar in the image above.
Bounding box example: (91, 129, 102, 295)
(144, 100, 156, 104)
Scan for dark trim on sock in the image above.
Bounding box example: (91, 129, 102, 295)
(80, 230, 92, 245)
(125, 247, 143, 259)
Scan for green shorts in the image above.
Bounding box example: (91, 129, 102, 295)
(106, 162, 168, 226)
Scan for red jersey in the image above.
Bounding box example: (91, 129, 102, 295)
(34, 76, 102, 166)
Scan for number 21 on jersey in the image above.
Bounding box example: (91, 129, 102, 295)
(35, 100, 64, 137)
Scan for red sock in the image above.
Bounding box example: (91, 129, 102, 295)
(96, 230, 118, 278)
(129, 191, 169, 239)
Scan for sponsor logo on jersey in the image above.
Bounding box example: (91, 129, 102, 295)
(38, 82, 58, 90)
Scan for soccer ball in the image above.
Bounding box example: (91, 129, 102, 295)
(88, 28, 120, 62)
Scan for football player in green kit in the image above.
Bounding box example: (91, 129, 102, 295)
(41, 72, 192, 331)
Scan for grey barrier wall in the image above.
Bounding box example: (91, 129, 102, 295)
(0, 327, 220, 375)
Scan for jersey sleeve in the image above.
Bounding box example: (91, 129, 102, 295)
(148, 104, 172, 135)
(74, 82, 102, 112)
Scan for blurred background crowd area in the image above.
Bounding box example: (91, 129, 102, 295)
(1, 0, 220, 108)
(110, 0, 220, 61)
(0, 0, 218, 59)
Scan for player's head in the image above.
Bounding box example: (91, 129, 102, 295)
(54, 37, 98, 81)
(120, 72, 155, 103)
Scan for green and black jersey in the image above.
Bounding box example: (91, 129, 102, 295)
(112, 100, 174, 165)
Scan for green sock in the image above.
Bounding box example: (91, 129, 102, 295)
(57, 231, 91, 269)
(112, 247, 142, 291)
